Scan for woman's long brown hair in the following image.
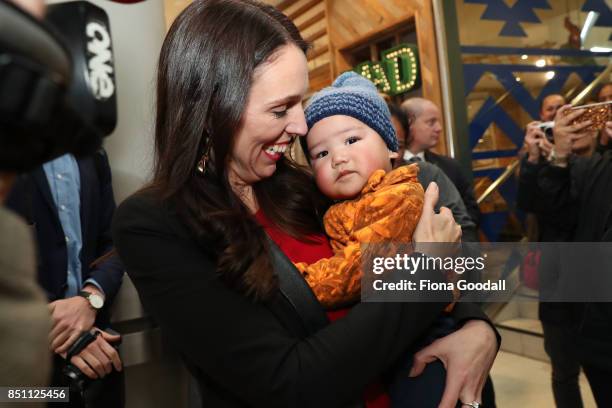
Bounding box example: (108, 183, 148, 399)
(147, 0, 329, 301)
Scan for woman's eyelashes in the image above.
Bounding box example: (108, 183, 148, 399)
(272, 108, 288, 118)
(271, 99, 301, 119)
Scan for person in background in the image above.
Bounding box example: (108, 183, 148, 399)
(518, 93, 596, 408)
(6, 150, 125, 408)
(400, 98, 480, 227)
(518, 93, 568, 242)
(595, 83, 612, 152)
(597, 83, 612, 103)
(111, 1, 500, 407)
(0, 174, 51, 393)
(389, 101, 497, 405)
(535, 106, 612, 407)
(0, 0, 51, 397)
(389, 103, 478, 242)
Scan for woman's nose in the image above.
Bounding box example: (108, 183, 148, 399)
(287, 107, 308, 137)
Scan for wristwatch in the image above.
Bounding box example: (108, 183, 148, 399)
(78, 290, 104, 310)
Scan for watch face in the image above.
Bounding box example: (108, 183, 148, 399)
(89, 294, 104, 309)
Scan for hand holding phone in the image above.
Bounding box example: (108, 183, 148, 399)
(565, 101, 612, 131)
(552, 105, 593, 158)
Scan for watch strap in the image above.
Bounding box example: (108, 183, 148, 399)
(78, 290, 103, 309)
(78, 290, 92, 300)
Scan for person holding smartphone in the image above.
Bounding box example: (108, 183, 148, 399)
(534, 106, 612, 407)
(517, 94, 589, 408)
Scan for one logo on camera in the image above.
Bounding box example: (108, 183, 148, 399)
(85, 20, 115, 100)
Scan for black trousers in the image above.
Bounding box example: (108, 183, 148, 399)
(582, 363, 612, 407)
(48, 354, 125, 408)
(542, 322, 583, 408)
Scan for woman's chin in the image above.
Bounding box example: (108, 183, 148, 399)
(254, 163, 279, 181)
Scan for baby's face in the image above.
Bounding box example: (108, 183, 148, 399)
(307, 115, 397, 200)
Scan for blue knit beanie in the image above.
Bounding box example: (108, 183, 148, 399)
(304, 72, 398, 152)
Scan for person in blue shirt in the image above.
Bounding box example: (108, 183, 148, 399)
(6, 149, 124, 407)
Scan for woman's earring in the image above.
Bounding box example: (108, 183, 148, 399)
(197, 156, 207, 174)
(196, 142, 212, 174)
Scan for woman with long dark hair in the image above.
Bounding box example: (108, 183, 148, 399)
(112, 1, 498, 406)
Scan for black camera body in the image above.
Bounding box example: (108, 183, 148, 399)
(62, 329, 122, 395)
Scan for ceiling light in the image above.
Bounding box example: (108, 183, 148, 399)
(535, 59, 546, 67)
(581, 11, 599, 44)
(521, 54, 528, 60)
(545, 71, 555, 80)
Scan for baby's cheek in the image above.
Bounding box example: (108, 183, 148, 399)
(314, 169, 336, 198)
(313, 168, 329, 190)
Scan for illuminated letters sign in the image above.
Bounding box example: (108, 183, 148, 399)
(354, 43, 420, 96)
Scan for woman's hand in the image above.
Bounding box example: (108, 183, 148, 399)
(409, 320, 498, 408)
(524, 121, 546, 163)
(553, 105, 592, 158)
(538, 136, 553, 158)
(413, 182, 461, 257)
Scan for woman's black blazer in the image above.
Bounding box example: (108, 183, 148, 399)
(112, 192, 496, 408)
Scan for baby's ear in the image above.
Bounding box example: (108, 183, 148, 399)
(389, 150, 399, 159)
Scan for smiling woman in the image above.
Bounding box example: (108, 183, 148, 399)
(111, 0, 499, 407)
(229, 44, 309, 196)
(140, 0, 323, 301)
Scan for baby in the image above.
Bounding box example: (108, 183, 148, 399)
(297, 72, 458, 407)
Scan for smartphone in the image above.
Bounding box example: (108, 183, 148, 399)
(567, 101, 612, 131)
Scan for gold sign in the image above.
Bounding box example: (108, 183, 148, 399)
(354, 43, 420, 96)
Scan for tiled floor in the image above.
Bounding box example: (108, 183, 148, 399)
(491, 351, 596, 407)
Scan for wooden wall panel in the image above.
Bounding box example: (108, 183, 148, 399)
(284, 0, 321, 19)
(326, 0, 447, 154)
(265, 0, 333, 94)
(301, 18, 326, 40)
(164, 1, 333, 98)
(163, 0, 192, 29)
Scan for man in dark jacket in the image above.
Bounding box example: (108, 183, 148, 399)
(536, 109, 612, 407)
(517, 94, 567, 241)
(400, 98, 480, 226)
(516, 93, 607, 408)
(389, 103, 478, 243)
(6, 150, 124, 407)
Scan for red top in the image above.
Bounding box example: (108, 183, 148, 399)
(254, 210, 390, 408)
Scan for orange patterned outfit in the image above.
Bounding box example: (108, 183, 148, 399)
(296, 164, 424, 309)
